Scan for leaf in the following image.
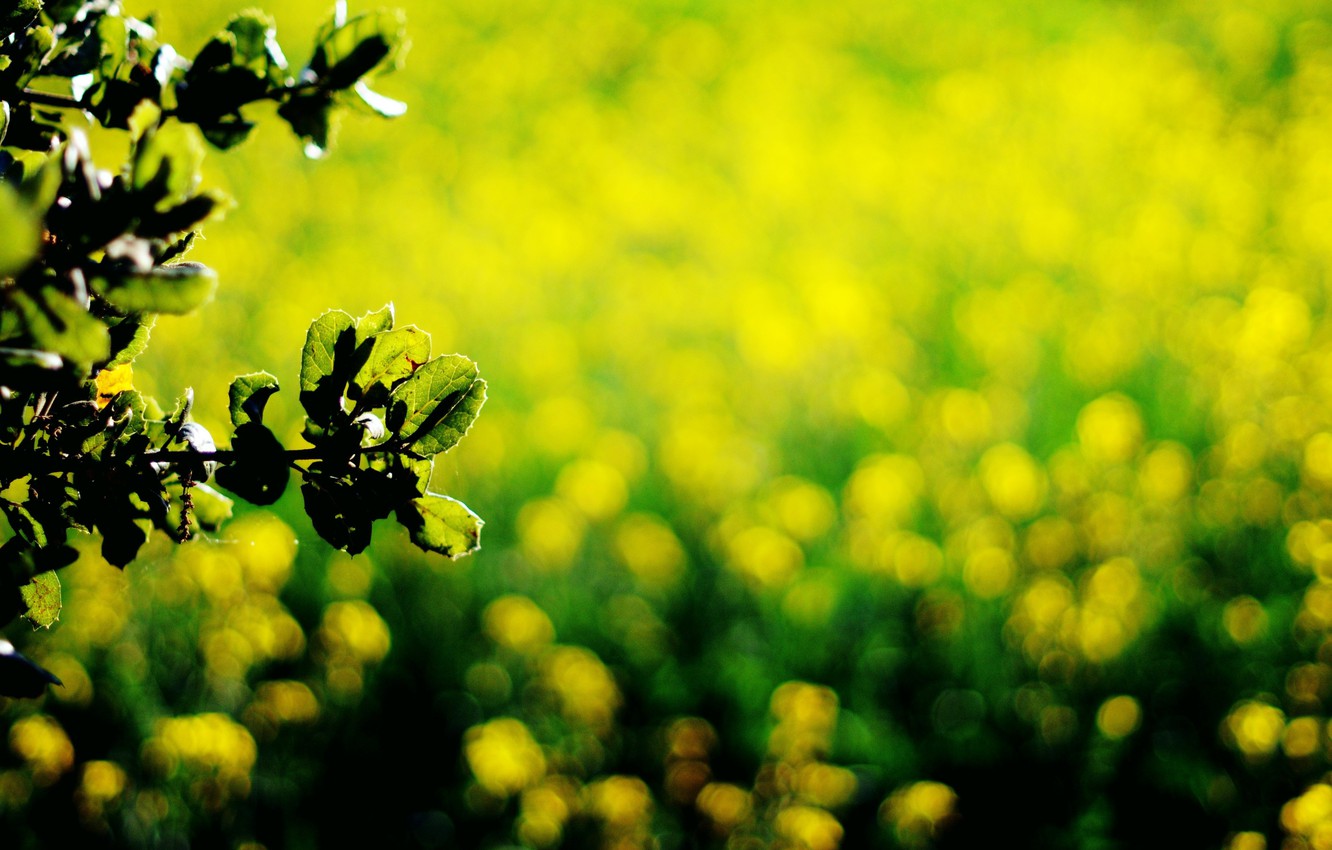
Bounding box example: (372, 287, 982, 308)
(300, 309, 356, 392)
(227, 9, 287, 82)
(228, 371, 279, 427)
(278, 90, 336, 159)
(93, 262, 218, 315)
(416, 377, 485, 456)
(19, 570, 59, 629)
(385, 353, 476, 440)
(0, 178, 41, 277)
(299, 308, 356, 429)
(349, 325, 429, 402)
(387, 358, 486, 457)
(6, 287, 110, 371)
(94, 363, 134, 407)
(397, 494, 482, 559)
(310, 9, 408, 90)
(0, 1, 41, 41)
(132, 122, 206, 211)
(214, 422, 289, 505)
(106, 312, 155, 367)
(354, 302, 395, 344)
(0, 639, 61, 698)
(301, 478, 374, 554)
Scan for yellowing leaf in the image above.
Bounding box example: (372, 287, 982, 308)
(95, 364, 134, 408)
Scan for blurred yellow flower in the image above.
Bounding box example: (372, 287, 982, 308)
(9, 714, 74, 786)
(484, 595, 556, 654)
(1223, 700, 1287, 760)
(464, 718, 547, 798)
(881, 781, 957, 846)
(775, 804, 844, 850)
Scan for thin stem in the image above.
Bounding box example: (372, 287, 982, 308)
(17, 88, 83, 110)
(144, 442, 404, 463)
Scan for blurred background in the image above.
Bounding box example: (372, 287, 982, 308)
(6, 0, 1332, 847)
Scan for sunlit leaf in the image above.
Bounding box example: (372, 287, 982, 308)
(0, 178, 40, 277)
(228, 371, 279, 427)
(18, 570, 59, 629)
(397, 493, 482, 558)
(92, 262, 218, 315)
(349, 325, 430, 402)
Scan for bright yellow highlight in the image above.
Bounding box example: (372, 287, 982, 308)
(518, 777, 578, 848)
(9, 714, 74, 786)
(843, 454, 926, 530)
(517, 497, 587, 571)
(1227, 832, 1266, 850)
(1076, 394, 1144, 465)
(319, 600, 391, 665)
(766, 477, 838, 543)
(540, 646, 622, 735)
(775, 804, 844, 850)
(769, 681, 839, 761)
(1096, 696, 1141, 739)
(1282, 716, 1321, 760)
(93, 363, 133, 408)
(1222, 596, 1269, 646)
(979, 443, 1047, 520)
(556, 458, 629, 521)
(228, 513, 297, 593)
(793, 762, 858, 809)
(696, 782, 752, 833)
(483, 595, 556, 654)
(1283, 782, 1332, 846)
(614, 513, 686, 587)
(143, 713, 257, 807)
(464, 718, 547, 798)
(881, 781, 958, 845)
(723, 525, 805, 589)
(1223, 700, 1287, 759)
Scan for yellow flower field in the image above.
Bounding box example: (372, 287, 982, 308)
(7, 0, 1332, 847)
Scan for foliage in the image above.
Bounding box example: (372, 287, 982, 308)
(0, 1, 483, 698)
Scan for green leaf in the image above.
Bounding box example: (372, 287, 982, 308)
(6, 287, 110, 371)
(397, 494, 482, 559)
(106, 312, 155, 367)
(349, 325, 429, 402)
(92, 262, 218, 315)
(310, 9, 408, 90)
(300, 309, 356, 392)
(354, 302, 395, 343)
(19, 570, 59, 629)
(0, 1, 41, 41)
(299, 308, 356, 429)
(132, 122, 206, 211)
(0, 178, 41, 277)
(228, 371, 279, 428)
(227, 9, 287, 82)
(386, 355, 486, 456)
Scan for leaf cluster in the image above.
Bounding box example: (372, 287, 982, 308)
(0, 2, 483, 697)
